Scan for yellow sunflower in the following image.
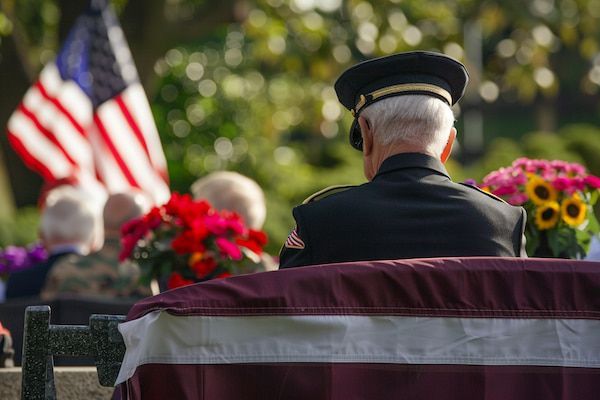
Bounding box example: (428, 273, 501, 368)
(561, 195, 587, 227)
(535, 201, 560, 230)
(526, 176, 557, 205)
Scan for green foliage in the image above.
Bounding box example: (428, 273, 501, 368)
(4, 0, 600, 253)
(560, 124, 600, 176)
(0, 207, 40, 247)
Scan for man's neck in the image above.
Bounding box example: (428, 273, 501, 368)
(366, 143, 438, 181)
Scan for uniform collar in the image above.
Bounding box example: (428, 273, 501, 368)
(373, 152, 450, 180)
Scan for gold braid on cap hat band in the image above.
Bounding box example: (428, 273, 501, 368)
(351, 83, 452, 116)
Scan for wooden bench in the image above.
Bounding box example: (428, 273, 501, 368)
(20, 305, 125, 400)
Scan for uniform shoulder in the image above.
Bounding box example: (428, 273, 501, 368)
(302, 184, 357, 204)
(458, 182, 509, 204)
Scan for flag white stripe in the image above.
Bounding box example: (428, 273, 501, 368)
(116, 311, 600, 384)
(8, 112, 74, 178)
(96, 101, 170, 203)
(39, 64, 93, 126)
(87, 125, 133, 193)
(23, 87, 95, 172)
(96, 102, 156, 186)
(121, 85, 168, 173)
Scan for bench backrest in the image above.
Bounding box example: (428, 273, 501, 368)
(20, 305, 125, 400)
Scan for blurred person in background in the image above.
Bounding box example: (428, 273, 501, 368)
(6, 186, 101, 299)
(41, 192, 151, 300)
(191, 171, 276, 271)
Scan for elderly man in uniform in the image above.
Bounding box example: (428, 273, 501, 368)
(279, 51, 527, 269)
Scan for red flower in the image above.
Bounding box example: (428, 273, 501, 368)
(119, 235, 139, 261)
(248, 229, 268, 246)
(216, 272, 232, 279)
(164, 193, 195, 218)
(172, 230, 206, 254)
(143, 206, 163, 229)
(235, 229, 268, 255)
(177, 200, 211, 228)
(190, 257, 217, 279)
(167, 272, 195, 289)
(121, 217, 144, 236)
(122, 192, 268, 288)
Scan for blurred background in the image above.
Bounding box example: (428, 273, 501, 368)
(1, 0, 600, 253)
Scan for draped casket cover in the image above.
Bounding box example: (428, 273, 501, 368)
(115, 257, 600, 399)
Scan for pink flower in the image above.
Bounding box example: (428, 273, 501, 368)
(552, 177, 573, 191)
(571, 177, 586, 191)
(507, 193, 528, 206)
(204, 214, 228, 235)
(226, 217, 245, 235)
(567, 163, 586, 176)
(550, 160, 568, 171)
(585, 175, 600, 189)
(493, 185, 516, 196)
(215, 237, 242, 260)
(512, 157, 530, 169)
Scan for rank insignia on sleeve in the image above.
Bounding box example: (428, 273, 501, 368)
(284, 228, 305, 249)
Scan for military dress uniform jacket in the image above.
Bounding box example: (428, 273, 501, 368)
(279, 153, 527, 269)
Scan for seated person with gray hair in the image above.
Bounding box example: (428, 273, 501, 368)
(6, 186, 101, 299)
(41, 192, 151, 300)
(191, 171, 276, 270)
(279, 51, 527, 269)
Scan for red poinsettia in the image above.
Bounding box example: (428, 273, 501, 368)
(120, 192, 268, 290)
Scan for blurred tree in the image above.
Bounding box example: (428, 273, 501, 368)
(151, 0, 600, 248)
(2, 0, 600, 250)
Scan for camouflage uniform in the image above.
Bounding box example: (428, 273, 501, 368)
(41, 238, 151, 300)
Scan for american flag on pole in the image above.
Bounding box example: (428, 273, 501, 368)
(6, 0, 169, 204)
(115, 257, 600, 400)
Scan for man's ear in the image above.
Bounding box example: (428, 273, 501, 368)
(358, 116, 373, 156)
(440, 127, 456, 163)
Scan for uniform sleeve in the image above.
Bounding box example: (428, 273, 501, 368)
(278, 207, 312, 269)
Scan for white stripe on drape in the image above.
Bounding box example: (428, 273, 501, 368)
(116, 311, 600, 385)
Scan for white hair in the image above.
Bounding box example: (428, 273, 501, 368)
(40, 186, 101, 254)
(191, 171, 266, 229)
(360, 95, 455, 157)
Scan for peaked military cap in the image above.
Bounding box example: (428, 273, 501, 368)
(334, 51, 469, 150)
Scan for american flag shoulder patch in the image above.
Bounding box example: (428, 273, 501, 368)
(284, 228, 305, 249)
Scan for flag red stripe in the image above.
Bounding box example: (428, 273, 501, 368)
(114, 95, 154, 169)
(6, 130, 57, 181)
(122, 363, 600, 400)
(35, 81, 87, 138)
(93, 114, 142, 189)
(18, 104, 78, 167)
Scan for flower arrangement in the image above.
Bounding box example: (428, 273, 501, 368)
(0, 243, 48, 279)
(119, 192, 268, 290)
(475, 157, 600, 258)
